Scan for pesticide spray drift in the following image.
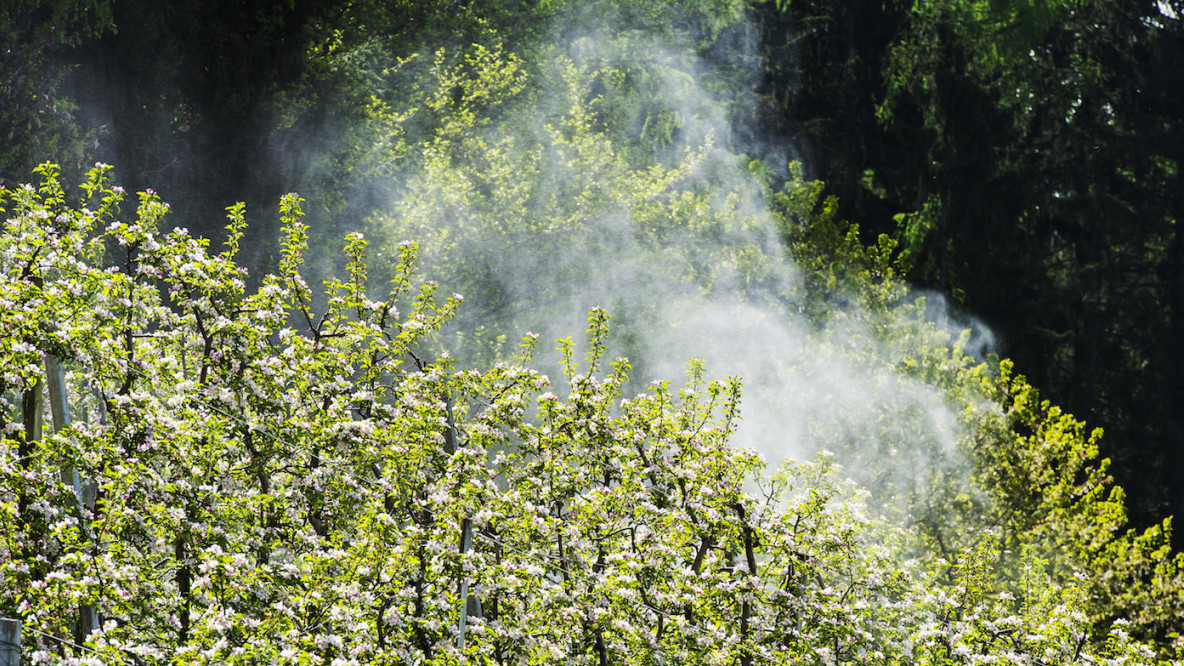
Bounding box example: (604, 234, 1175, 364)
(357, 6, 996, 530)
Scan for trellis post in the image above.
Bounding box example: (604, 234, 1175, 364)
(44, 355, 100, 644)
(0, 618, 20, 666)
(446, 391, 482, 658)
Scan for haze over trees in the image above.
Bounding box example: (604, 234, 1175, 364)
(3, 0, 1184, 662)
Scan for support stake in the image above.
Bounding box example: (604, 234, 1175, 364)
(44, 356, 100, 643)
(447, 391, 482, 658)
(0, 618, 20, 666)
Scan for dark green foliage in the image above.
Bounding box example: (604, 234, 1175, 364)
(756, 0, 1184, 545)
(0, 0, 113, 184)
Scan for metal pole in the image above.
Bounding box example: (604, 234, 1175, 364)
(0, 618, 20, 666)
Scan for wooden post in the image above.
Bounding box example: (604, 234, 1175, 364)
(20, 381, 42, 448)
(457, 516, 475, 651)
(44, 356, 100, 644)
(0, 618, 20, 666)
(447, 392, 481, 657)
(45, 356, 77, 483)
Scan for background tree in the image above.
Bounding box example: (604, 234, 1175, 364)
(756, 0, 1184, 541)
(0, 0, 113, 184)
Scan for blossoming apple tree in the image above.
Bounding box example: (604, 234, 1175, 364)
(0, 164, 1160, 664)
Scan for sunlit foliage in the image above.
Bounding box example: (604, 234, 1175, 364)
(0, 163, 1174, 663)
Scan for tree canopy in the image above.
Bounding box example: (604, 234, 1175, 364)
(2, 160, 1180, 663)
(4, 0, 1184, 661)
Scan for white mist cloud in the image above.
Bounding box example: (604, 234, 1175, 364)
(365, 3, 996, 520)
